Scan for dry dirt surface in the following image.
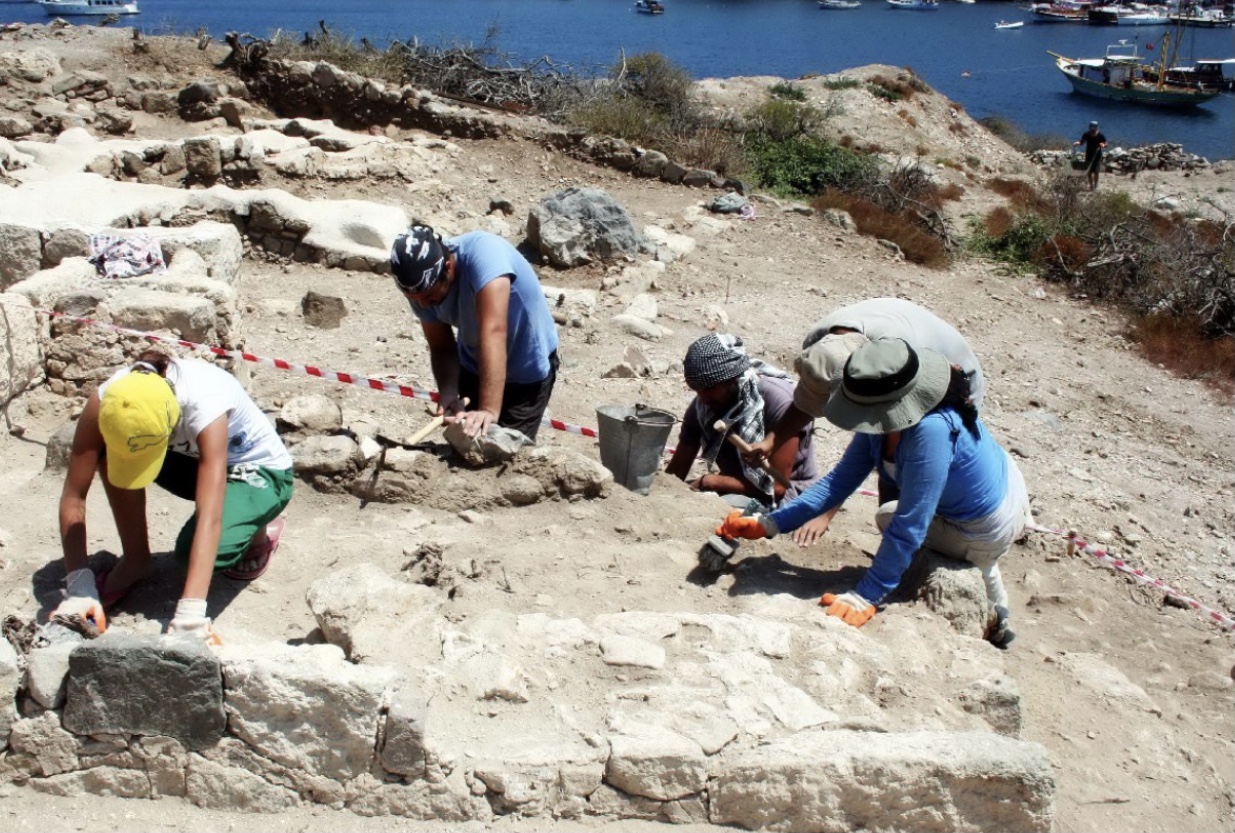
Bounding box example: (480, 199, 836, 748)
(1, 24, 1233, 833)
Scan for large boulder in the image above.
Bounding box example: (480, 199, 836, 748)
(526, 187, 642, 268)
(0, 637, 19, 747)
(0, 224, 44, 290)
(0, 293, 42, 407)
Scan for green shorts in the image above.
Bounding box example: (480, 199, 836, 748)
(153, 452, 295, 570)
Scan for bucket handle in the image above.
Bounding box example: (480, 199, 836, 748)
(624, 403, 680, 426)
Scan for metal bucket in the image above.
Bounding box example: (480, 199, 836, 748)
(595, 404, 676, 496)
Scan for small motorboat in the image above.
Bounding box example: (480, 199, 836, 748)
(634, 0, 665, 13)
(996, 20, 1025, 29)
(35, 0, 138, 14)
(887, 0, 939, 9)
(820, 0, 861, 9)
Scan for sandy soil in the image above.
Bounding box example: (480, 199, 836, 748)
(1, 24, 1233, 832)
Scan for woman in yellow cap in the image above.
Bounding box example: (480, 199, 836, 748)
(53, 351, 294, 640)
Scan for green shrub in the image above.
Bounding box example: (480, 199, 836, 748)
(745, 98, 824, 143)
(978, 116, 1069, 154)
(867, 83, 901, 102)
(769, 81, 807, 101)
(745, 135, 878, 198)
(823, 77, 861, 91)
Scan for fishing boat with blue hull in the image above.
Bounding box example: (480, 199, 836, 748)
(1050, 39, 1223, 106)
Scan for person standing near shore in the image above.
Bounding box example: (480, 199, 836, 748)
(1073, 121, 1107, 191)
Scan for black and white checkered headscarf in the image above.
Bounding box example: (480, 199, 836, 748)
(684, 334, 751, 390)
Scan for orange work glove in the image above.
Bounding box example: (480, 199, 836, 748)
(717, 510, 768, 541)
(820, 591, 875, 628)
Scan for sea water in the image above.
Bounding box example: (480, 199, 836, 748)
(3, 0, 1232, 160)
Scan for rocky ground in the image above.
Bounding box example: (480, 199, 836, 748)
(0, 22, 1232, 833)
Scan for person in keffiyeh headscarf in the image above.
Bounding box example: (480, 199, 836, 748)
(666, 334, 819, 511)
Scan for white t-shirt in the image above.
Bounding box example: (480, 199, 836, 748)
(802, 297, 986, 408)
(98, 359, 292, 471)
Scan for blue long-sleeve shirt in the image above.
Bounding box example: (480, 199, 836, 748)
(766, 409, 1008, 604)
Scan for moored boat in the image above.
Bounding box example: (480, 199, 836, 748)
(887, 0, 939, 9)
(35, 0, 138, 14)
(1049, 38, 1223, 106)
(996, 19, 1026, 28)
(820, 0, 862, 9)
(1168, 9, 1235, 27)
(1088, 4, 1170, 25)
(634, 0, 665, 13)
(1030, 2, 1092, 22)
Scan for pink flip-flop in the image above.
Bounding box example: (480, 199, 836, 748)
(225, 517, 285, 581)
(94, 567, 134, 609)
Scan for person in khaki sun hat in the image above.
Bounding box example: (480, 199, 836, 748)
(718, 339, 1030, 649)
(743, 297, 984, 547)
(52, 352, 294, 643)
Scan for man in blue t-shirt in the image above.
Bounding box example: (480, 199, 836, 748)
(390, 226, 560, 441)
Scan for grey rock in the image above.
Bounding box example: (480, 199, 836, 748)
(94, 108, 133, 136)
(499, 473, 544, 506)
(0, 292, 41, 407)
(278, 394, 343, 435)
(0, 116, 32, 140)
(108, 289, 216, 343)
(603, 361, 638, 379)
(511, 447, 613, 500)
(445, 423, 532, 467)
(62, 633, 225, 750)
(290, 434, 361, 476)
(526, 187, 642, 268)
(44, 421, 77, 471)
(380, 685, 428, 777)
(903, 551, 994, 639)
(26, 643, 75, 710)
(822, 208, 856, 232)
(708, 192, 748, 214)
(301, 290, 348, 329)
(183, 137, 223, 180)
(31, 767, 152, 799)
(632, 150, 668, 179)
(680, 168, 715, 188)
(305, 562, 441, 663)
(612, 314, 667, 341)
(140, 91, 179, 115)
(659, 160, 687, 184)
(0, 223, 43, 290)
(606, 727, 706, 801)
(958, 674, 1022, 737)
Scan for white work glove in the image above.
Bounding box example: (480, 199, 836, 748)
(819, 591, 876, 628)
(53, 568, 107, 633)
(166, 598, 220, 645)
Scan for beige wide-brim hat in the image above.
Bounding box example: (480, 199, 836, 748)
(823, 338, 951, 434)
(792, 333, 869, 418)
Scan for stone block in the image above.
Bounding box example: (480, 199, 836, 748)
(0, 223, 43, 290)
(6, 258, 95, 310)
(31, 767, 152, 799)
(186, 757, 299, 812)
(904, 552, 993, 639)
(380, 684, 428, 777)
(26, 642, 75, 710)
(958, 674, 1022, 737)
(62, 633, 225, 750)
(0, 637, 21, 748)
(0, 293, 42, 407)
(606, 727, 706, 801)
(8, 713, 78, 776)
(221, 642, 398, 780)
(108, 288, 216, 343)
(145, 223, 244, 286)
(600, 635, 665, 669)
(183, 137, 223, 180)
(709, 729, 1055, 832)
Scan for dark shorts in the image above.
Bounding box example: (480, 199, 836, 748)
(458, 350, 559, 442)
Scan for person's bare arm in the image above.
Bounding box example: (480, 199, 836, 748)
(665, 440, 699, 482)
(743, 403, 813, 465)
(181, 416, 228, 601)
(459, 276, 511, 438)
(59, 392, 104, 574)
(768, 433, 801, 501)
(422, 321, 462, 416)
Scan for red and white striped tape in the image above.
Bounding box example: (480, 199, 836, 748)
(8, 300, 1231, 631)
(23, 305, 607, 438)
(1026, 522, 1235, 631)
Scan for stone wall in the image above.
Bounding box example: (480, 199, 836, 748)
(0, 572, 1057, 829)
